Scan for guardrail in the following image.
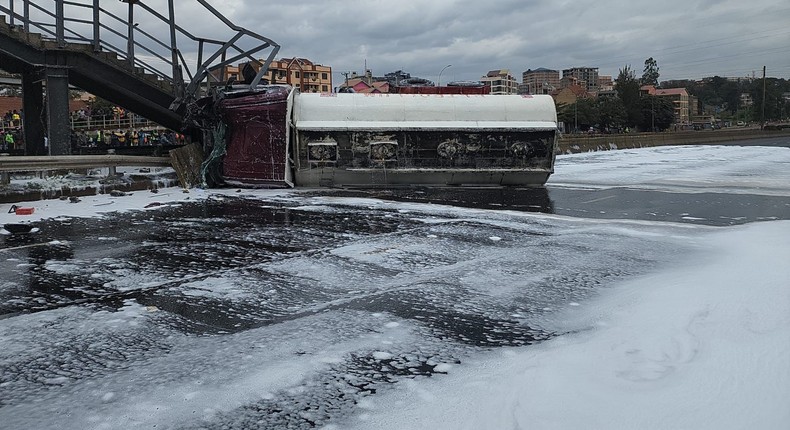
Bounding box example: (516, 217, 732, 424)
(0, 153, 173, 185)
(3, 114, 164, 132)
(69, 115, 158, 131)
(0, 154, 171, 171)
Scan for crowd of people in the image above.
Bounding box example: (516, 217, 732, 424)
(1, 110, 23, 151)
(2, 109, 21, 128)
(71, 128, 186, 149)
(1, 107, 186, 153)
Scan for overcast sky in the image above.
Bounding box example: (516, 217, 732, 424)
(197, 0, 789, 85)
(37, 0, 790, 86)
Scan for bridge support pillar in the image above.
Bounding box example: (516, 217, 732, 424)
(45, 66, 71, 156)
(21, 68, 46, 156)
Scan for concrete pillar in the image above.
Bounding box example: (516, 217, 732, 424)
(21, 68, 46, 156)
(0, 154, 9, 185)
(45, 66, 71, 156)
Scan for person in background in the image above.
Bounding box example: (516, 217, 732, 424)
(3, 130, 13, 151)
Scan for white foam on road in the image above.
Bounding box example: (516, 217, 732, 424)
(345, 220, 790, 430)
(550, 145, 790, 196)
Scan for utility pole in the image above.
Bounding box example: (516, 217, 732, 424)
(760, 66, 767, 129)
(341, 71, 350, 92)
(651, 96, 655, 132)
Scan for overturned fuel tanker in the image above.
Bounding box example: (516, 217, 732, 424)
(192, 85, 558, 188)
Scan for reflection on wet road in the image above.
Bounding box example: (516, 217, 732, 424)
(1, 183, 788, 429)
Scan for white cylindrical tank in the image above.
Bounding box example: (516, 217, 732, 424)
(293, 93, 557, 131)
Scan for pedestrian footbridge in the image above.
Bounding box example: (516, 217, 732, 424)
(0, 0, 279, 156)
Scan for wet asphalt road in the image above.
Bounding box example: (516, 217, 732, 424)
(3, 184, 787, 320)
(2, 140, 790, 429)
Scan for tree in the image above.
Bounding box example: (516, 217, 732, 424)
(750, 77, 790, 122)
(616, 65, 643, 128)
(596, 96, 627, 131)
(638, 96, 675, 131)
(642, 57, 660, 87)
(556, 98, 597, 132)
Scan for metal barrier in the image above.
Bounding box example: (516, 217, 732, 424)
(0, 153, 172, 185)
(0, 154, 171, 172)
(69, 114, 158, 131)
(0, 0, 280, 109)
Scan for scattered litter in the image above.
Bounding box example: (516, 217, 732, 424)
(144, 202, 163, 208)
(59, 196, 68, 201)
(93, 201, 115, 207)
(69, 196, 82, 203)
(139, 168, 151, 173)
(109, 190, 127, 197)
(489, 236, 502, 241)
(182, 189, 190, 193)
(8, 205, 35, 215)
(145, 305, 159, 312)
(150, 188, 159, 193)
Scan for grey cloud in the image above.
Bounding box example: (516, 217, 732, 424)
(49, 0, 790, 82)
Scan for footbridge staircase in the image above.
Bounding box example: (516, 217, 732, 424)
(0, 0, 279, 155)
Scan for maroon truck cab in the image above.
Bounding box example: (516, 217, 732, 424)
(219, 86, 292, 187)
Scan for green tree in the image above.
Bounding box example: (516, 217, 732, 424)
(638, 96, 675, 131)
(750, 77, 790, 122)
(642, 57, 660, 87)
(616, 65, 643, 128)
(557, 98, 597, 132)
(596, 96, 627, 131)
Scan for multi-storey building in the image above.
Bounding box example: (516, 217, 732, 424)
(225, 57, 332, 93)
(597, 75, 613, 92)
(562, 67, 599, 93)
(262, 58, 332, 93)
(480, 69, 519, 95)
(642, 85, 690, 124)
(522, 68, 560, 95)
(656, 88, 690, 124)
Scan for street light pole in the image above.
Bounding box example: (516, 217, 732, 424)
(437, 64, 452, 87)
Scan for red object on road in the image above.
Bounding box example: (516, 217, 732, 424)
(9, 205, 35, 215)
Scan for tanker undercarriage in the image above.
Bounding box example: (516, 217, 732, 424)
(297, 129, 555, 187)
(198, 85, 559, 188)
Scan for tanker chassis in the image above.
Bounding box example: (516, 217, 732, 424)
(200, 85, 558, 188)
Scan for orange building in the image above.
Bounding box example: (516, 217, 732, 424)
(640, 85, 690, 124)
(551, 85, 592, 106)
(229, 57, 333, 93)
(522, 68, 560, 95)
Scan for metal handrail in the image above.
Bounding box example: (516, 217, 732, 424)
(0, 0, 280, 110)
(69, 114, 158, 131)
